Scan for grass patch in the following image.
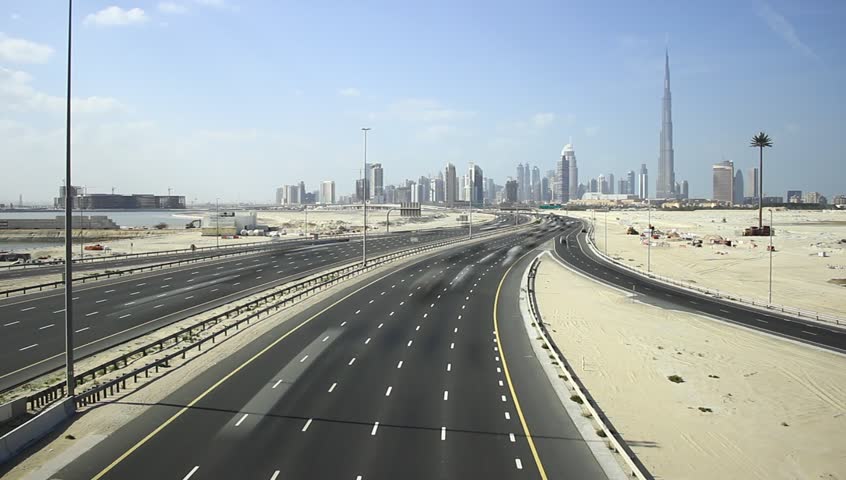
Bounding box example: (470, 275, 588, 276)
(668, 375, 685, 384)
(698, 407, 713, 413)
(708, 374, 720, 379)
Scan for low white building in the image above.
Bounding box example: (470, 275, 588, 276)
(201, 211, 257, 236)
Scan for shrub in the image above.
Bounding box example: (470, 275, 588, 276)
(668, 375, 685, 384)
(569, 395, 584, 404)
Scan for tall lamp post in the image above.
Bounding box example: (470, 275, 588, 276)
(647, 202, 652, 273)
(63, 0, 75, 397)
(361, 127, 371, 266)
(604, 208, 608, 255)
(768, 208, 774, 304)
(215, 198, 220, 249)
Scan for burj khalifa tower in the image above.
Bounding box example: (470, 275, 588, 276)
(656, 50, 676, 199)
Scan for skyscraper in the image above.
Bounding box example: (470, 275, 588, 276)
(370, 163, 384, 202)
(433, 177, 445, 203)
(505, 180, 518, 203)
(744, 168, 759, 201)
(469, 163, 484, 205)
(516, 163, 525, 202)
(656, 50, 676, 199)
(733, 170, 744, 205)
(598, 174, 607, 194)
(608, 173, 615, 194)
(320, 180, 335, 205)
(524, 164, 531, 201)
(562, 143, 577, 202)
(712, 160, 734, 203)
(556, 150, 570, 203)
(638, 164, 649, 199)
(626, 170, 636, 195)
(531, 166, 541, 202)
(445, 163, 457, 206)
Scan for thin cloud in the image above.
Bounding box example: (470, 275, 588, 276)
(158, 2, 189, 14)
(531, 112, 556, 128)
(84, 6, 149, 27)
(0, 67, 124, 115)
(0, 33, 54, 64)
(757, 2, 819, 60)
(338, 87, 361, 97)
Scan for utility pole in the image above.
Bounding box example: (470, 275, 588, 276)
(647, 202, 652, 272)
(361, 127, 371, 266)
(769, 208, 774, 304)
(63, 0, 75, 398)
(604, 208, 608, 255)
(215, 198, 220, 249)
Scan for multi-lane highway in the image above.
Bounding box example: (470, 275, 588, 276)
(554, 218, 846, 353)
(0, 217, 519, 391)
(51, 222, 608, 479)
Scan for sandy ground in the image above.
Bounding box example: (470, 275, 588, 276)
(535, 255, 846, 480)
(257, 207, 494, 234)
(560, 209, 846, 317)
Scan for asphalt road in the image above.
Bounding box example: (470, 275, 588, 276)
(51, 222, 607, 480)
(0, 216, 520, 391)
(554, 218, 846, 353)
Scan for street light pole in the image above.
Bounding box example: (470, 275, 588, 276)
(215, 198, 220, 249)
(604, 208, 608, 255)
(769, 208, 773, 304)
(304, 207, 308, 238)
(63, 0, 75, 397)
(361, 127, 371, 266)
(647, 202, 652, 273)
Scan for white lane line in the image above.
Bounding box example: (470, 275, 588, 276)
(211, 288, 219, 292)
(19, 343, 38, 351)
(397, 361, 403, 369)
(355, 310, 361, 314)
(457, 315, 462, 320)
(509, 433, 516, 442)
(272, 379, 283, 389)
(501, 395, 507, 402)
(385, 386, 392, 396)
(185, 296, 194, 300)
(430, 303, 434, 308)
(270, 471, 280, 480)
(369, 300, 374, 304)
(21, 306, 35, 312)
(4, 321, 20, 327)
(504, 412, 511, 420)
(95, 299, 107, 304)
(38, 324, 55, 330)
(75, 327, 90, 333)
(300, 354, 309, 363)
(400, 301, 405, 306)
(136, 283, 146, 287)
(348, 357, 356, 366)
(371, 422, 379, 436)
(423, 313, 428, 318)
(443, 390, 449, 401)
(415, 325, 421, 331)
(86, 311, 98, 317)
(802, 330, 818, 336)
(381, 292, 385, 296)
(689, 300, 699, 305)
(328, 382, 337, 392)
(515, 459, 523, 470)
(378, 323, 383, 329)
(302, 418, 313, 432)
(390, 311, 395, 316)
(341, 321, 347, 327)
(719, 309, 731, 314)
(322, 335, 330, 342)
(53, 309, 65, 314)
(105, 289, 115, 293)
(119, 314, 132, 319)
(498, 380, 504, 387)
(233, 282, 241, 286)
(182, 466, 199, 480)
(756, 318, 768, 323)
(365, 337, 371, 344)
(154, 304, 164, 309)
(450, 342, 455, 349)
(235, 414, 249, 426)
(130, 292, 140, 296)
(124, 301, 136, 306)
(441, 427, 447, 441)
(407, 340, 413, 347)
(157, 293, 167, 298)
(495, 356, 500, 362)
(163, 277, 173, 281)
(446, 363, 451, 372)
(454, 327, 459, 333)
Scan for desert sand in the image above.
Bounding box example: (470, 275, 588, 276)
(559, 209, 846, 317)
(535, 255, 846, 480)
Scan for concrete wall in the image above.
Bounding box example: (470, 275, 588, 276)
(0, 398, 27, 425)
(0, 398, 75, 465)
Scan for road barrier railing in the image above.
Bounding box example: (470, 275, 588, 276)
(580, 221, 846, 327)
(525, 256, 651, 480)
(23, 222, 531, 412)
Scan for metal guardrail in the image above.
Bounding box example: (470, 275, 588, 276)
(25, 222, 528, 411)
(580, 221, 846, 327)
(526, 256, 651, 480)
(0, 237, 361, 298)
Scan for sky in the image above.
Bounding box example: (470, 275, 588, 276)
(1, 0, 844, 204)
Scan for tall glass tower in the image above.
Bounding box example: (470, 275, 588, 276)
(656, 50, 676, 199)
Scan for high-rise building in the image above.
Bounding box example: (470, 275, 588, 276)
(468, 163, 484, 205)
(598, 174, 607, 194)
(656, 50, 676, 199)
(540, 177, 549, 203)
(681, 180, 689, 200)
(545, 170, 556, 202)
(285, 184, 300, 205)
(445, 163, 457, 206)
(608, 173, 615, 194)
(505, 180, 518, 203)
(524, 164, 531, 201)
(712, 160, 734, 203)
(433, 177, 445, 203)
(485, 177, 496, 204)
(355, 179, 367, 202)
(417, 176, 431, 204)
(733, 170, 744, 205)
(556, 150, 570, 203)
(320, 180, 336, 205)
(638, 164, 649, 199)
(531, 166, 541, 202)
(589, 178, 598, 193)
(626, 170, 636, 195)
(803, 192, 827, 204)
(563, 143, 577, 201)
(745, 168, 759, 201)
(618, 179, 627, 196)
(516, 163, 525, 202)
(370, 163, 384, 202)
(787, 190, 803, 203)
(275, 187, 284, 205)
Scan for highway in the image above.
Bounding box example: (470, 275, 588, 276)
(52, 223, 608, 479)
(0, 216, 519, 391)
(554, 218, 846, 353)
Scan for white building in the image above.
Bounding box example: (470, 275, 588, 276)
(320, 180, 336, 205)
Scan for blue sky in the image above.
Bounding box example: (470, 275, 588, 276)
(1, 0, 844, 204)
